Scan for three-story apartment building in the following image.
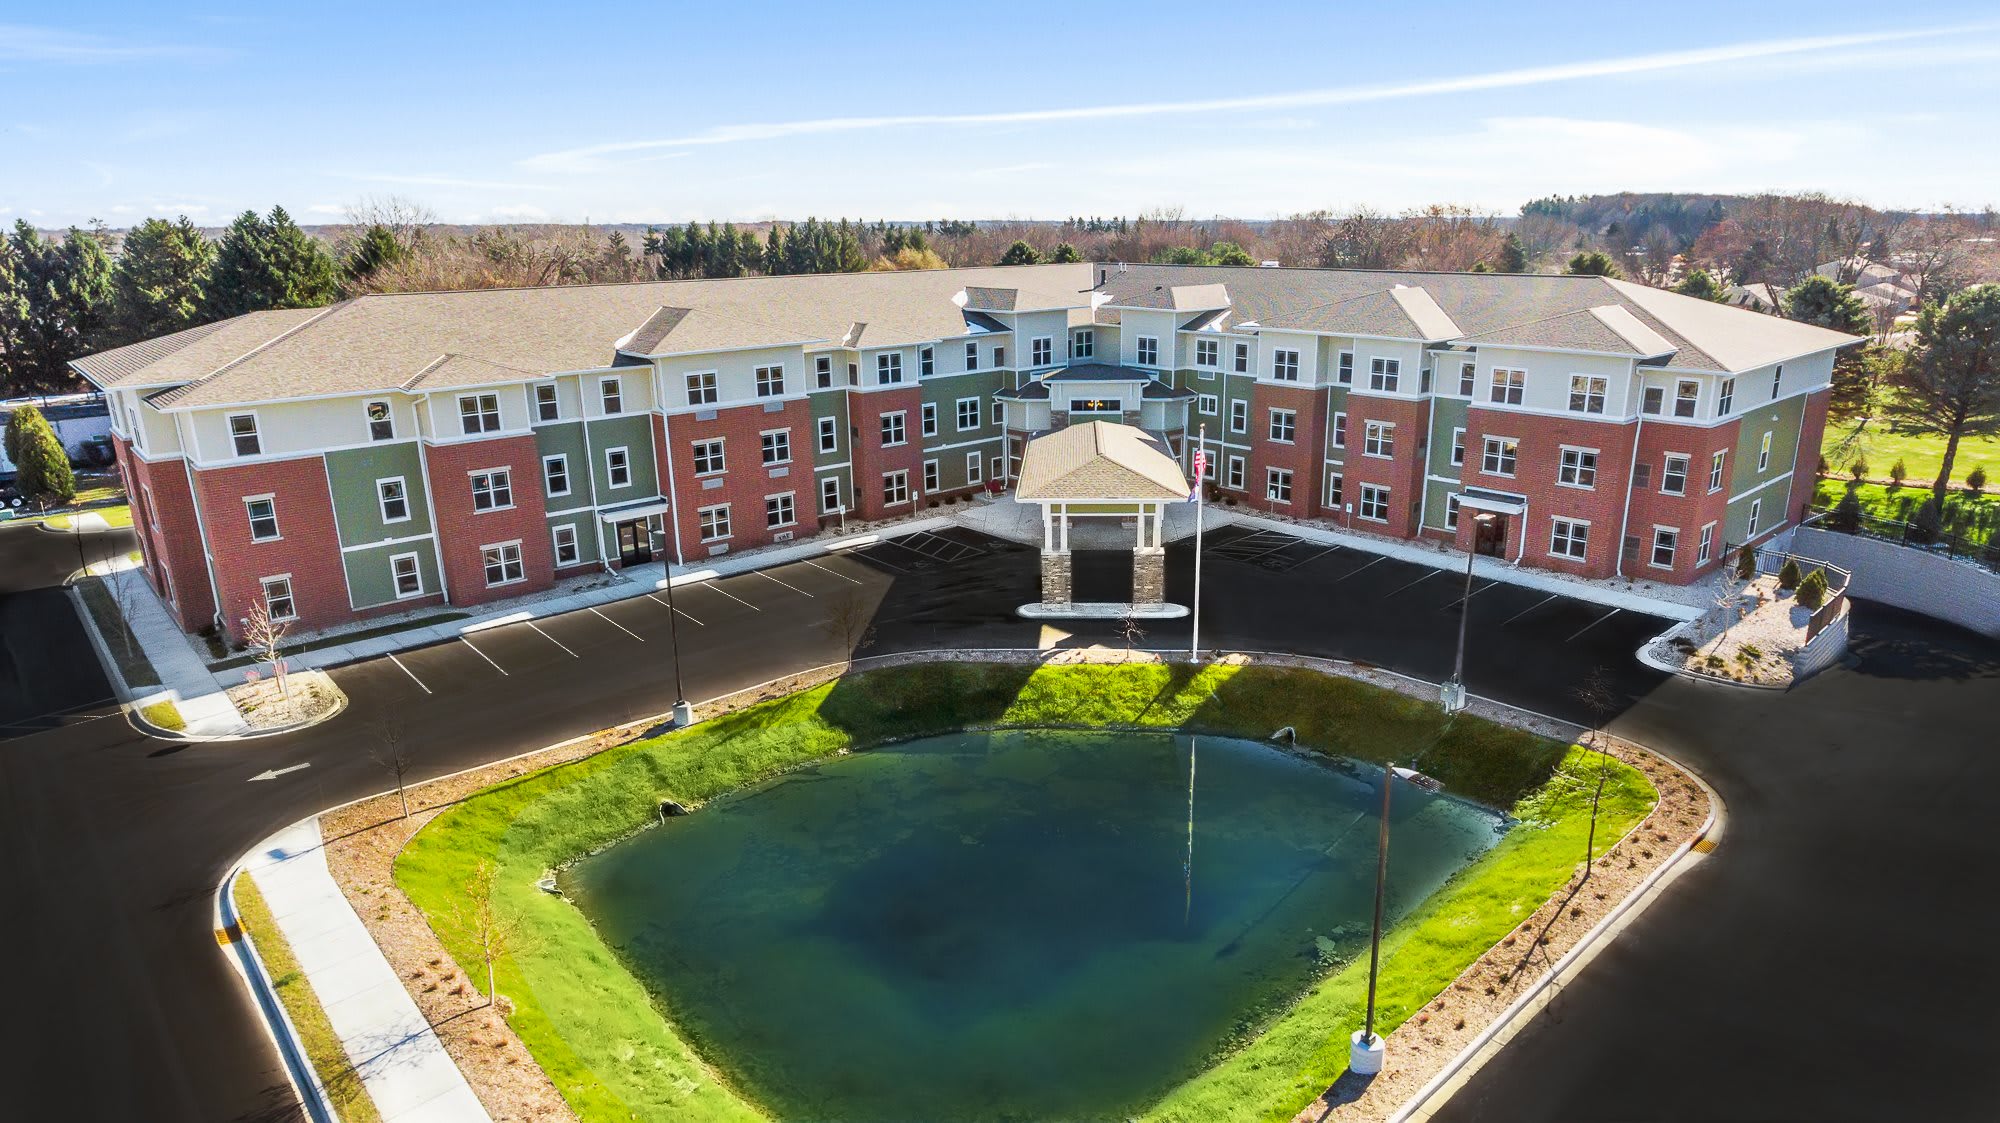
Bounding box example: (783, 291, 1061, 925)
(74, 262, 1854, 642)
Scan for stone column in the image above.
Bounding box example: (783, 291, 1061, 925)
(1132, 546, 1165, 605)
(1041, 551, 1073, 605)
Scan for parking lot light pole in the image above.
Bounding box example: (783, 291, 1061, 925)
(1441, 512, 1489, 713)
(1351, 760, 1440, 1076)
(650, 523, 694, 727)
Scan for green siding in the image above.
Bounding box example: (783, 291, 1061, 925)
(810, 390, 850, 466)
(1724, 394, 1805, 542)
(545, 512, 603, 566)
(325, 442, 432, 547)
(342, 541, 439, 610)
(1422, 477, 1460, 532)
(586, 414, 659, 498)
(922, 371, 1009, 446)
(1427, 397, 1469, 479)
(532, 422, 596, 510)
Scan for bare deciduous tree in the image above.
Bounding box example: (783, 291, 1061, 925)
(1572, 666, 1620, 877)
(822, 588, 878, 657)
(453, 860, 531, 1012)
(370, 719, 418, 819)
(241, 599, 291, 702)
(1118, 611, 1147, 654)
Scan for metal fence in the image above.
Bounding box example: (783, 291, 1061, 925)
(1803, 503, 2000, 576)
(1724, 539, 1852, 640)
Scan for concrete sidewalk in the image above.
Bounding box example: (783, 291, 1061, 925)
(94, 565, 251, 736)
(244, 819, 490, 1123)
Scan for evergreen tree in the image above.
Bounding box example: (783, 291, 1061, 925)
(1208, 241, 1255, 267)
(1468, 261, 1492, 273)
(1673, 268, 1728, 302)
(1050, 241, 1082, 263)
(204, 207, 340, 318)
(1497, 231, 1528, 273)
(1888, 284, 2000, 515)
(8, 405, 76, 507)
(998, 240, 1042, 266)
(1782, 275, 1872, 335)
(343, 224, 406, 285)
(1564, 250, 1622, 277)
(0, 221, 115, 398)
(110, 216, 214, 344)
(764, 224, 787, 274)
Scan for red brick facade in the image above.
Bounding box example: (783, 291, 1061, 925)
(846, 387, 926, 522)
(113, 435, 215, 632)
(422, 435, 556, 607)
(1455, 407, 1636, 578)
(1621, 418, 1739, 582)
(189, 455, 352, 640)
(1246, 382, 1328, 519)
(1338, 394, 1433, 540)
(663, 397, 818, 561)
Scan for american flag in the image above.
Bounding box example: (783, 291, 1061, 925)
(1189, 447, 1206, 502)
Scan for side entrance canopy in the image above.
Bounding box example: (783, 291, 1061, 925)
(1014, 421, 1191, 618)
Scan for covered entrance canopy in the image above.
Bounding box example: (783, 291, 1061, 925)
(599, 497, 672, 566)
(1014, 421, 1191, 618)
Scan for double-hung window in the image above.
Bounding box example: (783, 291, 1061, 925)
(1558, 447, 1598, 488)
(817, 416, 838, 453)
(1643, 386, 1664, 415)
(1674, 380, 1699, 418)
(1268, 408, 1297, 443)
(1332, 412, 1347, 448)
(1196, 339, 1218, 367)
(964, 342, 978, 370)
(755, 365, 785, 398)
(1482, 436, 1518, 477)
(1457, 362, 1476, 396)
(919, 347, 935, 377)
(1197, 393, 1218, 416)
(686, 371, 718, 406)
(692, 439, 725, 475)
(816, 355, 834, 389)
(1325, 473, 1343, 508)
(1758, 431, 1773, 471)
(1273, 349, 1300, 382)
(1449, 428, 1466, 467)
(535, 384, 560, 422)
(761, 429, 791, 466)
(1550, 519, 1589, 560)
(1072, 330, 1094, 359)
(882, 470, 910, 506)
(698, 505, 731, 542)
(601, 377, 624, 414)
(1336, 352, 1354, 385)
(921, 403, 938, 438)
(1709, 451, 1727, 492)
(1266, 468, 1293, 504)
(923, 459, 940, 492)
(1491, 369, 1525, 405)
(245, 496, 279, 542)
(877, 353, 904, 385)
(1747, 498, 1762, 538)
(552, 525, 580, 567)
(1358, 484, 1390, 522)
(229, 413, 262, 456)
(481, 543, 524, 586)
(1719, 378, 1736, 416)
(1136, 336, 1159, 366)
(392, 553, 424, 597)
(1369, 357, 1399, 392)
(1225, 455, 1246, 490)
(1363, 421, 1394, 459)
(820, 477, 842, 514)
(1698, 523, 1716, 565)
(956, 397, 980, 431)
(1651, 527, 1679, 569)
(543, 455, 570, 498)
(1234, 342, 1250, 373)
(366, 400, 394, 441)
(459, 394, 500, 435)
(378, 477, 411, 522)
(1228, 399, 1248, 434)
(605, 447, 631, 488)
(966, 451, 982, 484)
(261, 576, 296, 620)
(993, 345, 1005, 367)
(1661, 454, 1689, 495)
(1568, 375, 1607, 414)
(470, 469, 513, 511)
(881, 411, 907, 447)
(766, 493, 796, 528)
(1031, 337, 1052, 366)
(1444, 494, 1462, 531)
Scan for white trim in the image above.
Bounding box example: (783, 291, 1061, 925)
(920, 435, 1004, 454)
(604, 445, 633, 489)
(551, 522, 584, 567)
(338, 531, 436, 555)
(479, 539, 527, 587)
(375, 475, 412, 524)
(1729, 471, 1793, 504)
(541, 453, 572, 498)
(389, 551, 426, 599)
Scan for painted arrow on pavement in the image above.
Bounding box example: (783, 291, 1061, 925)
(247, 763, 312, 782)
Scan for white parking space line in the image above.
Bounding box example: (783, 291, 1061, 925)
(590, 606, 644, 641)
(1443, 580, 1501, 610)
(459, 636, 508, 676)
(805, 559, 865, 584)
(387, 652, 432, 693)
(704, 582, 763, 611)
(646, 592, 704, 625)
(1565, 607, 1622, 642)
(1333, 555, 1389, 582)
(1502, 593, 1560, 626)
(1385, 569, 1441, 597)
(757, 570, 815, 598)
(1293, 544, 1343, 566)
(527, 621, 578, 657)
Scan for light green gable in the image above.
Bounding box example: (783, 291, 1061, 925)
(1723, 393, 1806, 542)
(586, 414, 659, 498)
(811, 389, 850, 466)
(545, 512, 603, 566)
(533, 421, 595, 510)
(342, 541, 440, 610)
(1422, 478, 1460, 532)
(325, 442, 432, 547)
(922, 370, 1009, 446)
(1427, 397, 1469, 479)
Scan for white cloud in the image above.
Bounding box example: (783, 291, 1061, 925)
(486, 204, 550, 220)
(334, 172, 558, 192)
(0, 23, 224, 63)
(521, 25, 1977, 172)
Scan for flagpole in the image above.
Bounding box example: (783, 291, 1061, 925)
(1190, 423, 1207, 663)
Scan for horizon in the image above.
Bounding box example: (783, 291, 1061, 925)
(6, 2, 2000, 228)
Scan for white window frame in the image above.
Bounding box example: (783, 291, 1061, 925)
(390, 551, 424, 598)
(1444, 493, 1462, 530)
(552, 524, 581, 567)
(1336, 351, 1354, 385)
(260, 575, 297, 620)
(366, 399, 395, 441)
(470, 468, 514, 512)
(1265, 467, 1293, 504)
(964, 341, 978, 370)
(815, 355, 834, 389)
(817, 416, 839, 453)
(1368, 356, 1399, 392)
(458, 394, 500, 435)
(991, 400, 1005, 427)
(1491, 369, 1525, 405)
(1449, 427, 1465, 467)
(1557, 446, 1599, 490)
(1072, 330, 1094, 359)
(1698, 522, 1716, 565)
(1324, 473, 1343, 509)
(1568, 374, 1607, 415)
(534, 383, 560, 422)
(919, 346, 935, 378)
(1225, 455, 1246, 490)
(820, 475, 842, 514)
(1661, 454, 1689, 496)
(1674, 380, 1699, 418)
(1268, 408, 1297, 444)
(244, 495, 280, 542)
(1710, 450, 1727, 493)
(1758, 430, 1773, 472)
(1747, 498, 1762, 538)
(600, 376, 624, 415)
(956, 397, 980, 432)
(1650, 526, 1679, 570)
(1719, 377, 1736, 416)
(881, 411, 907, 448)
(1643, 385, 1664, 415)
(1197, 393, 1218, 416)
(542, 454, 571, 498)
(1195, 339, 1218, 367)
(692, 439, 726, 476)
(1358, 483, 1390, 523)
(228, 412, 262, 456)
(376, 476, 411, 523)
(1549, 518, 1590, 561)
(698, 504, 732, 543)
(1228, 399, 1248, 434)
(921, 402, 939, 438)
(765, 491, 797, 529)
(966, 451, 982, 485)
(882, 469, 910, 507)
(685, 370, 719, 406)
(1332, 411, 1347, 449)
(1136, 336, 1159, 366)
(1234, 342, 1250, 373)
(755, 365, 785, 398)
(1363, 420, 1395, 460)
(1457, 362, 1476, 397)
(1481, 436, 1518, 478)
(1031, 337, 1053, 367)
(605, 446, 632, 489)
(481, 541, 525, 587)
(923, 458, 941, 493)
(876, 352, 904, 385)
(1273, 349, 1300, 382)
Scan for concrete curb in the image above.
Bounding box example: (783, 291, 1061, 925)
(1635, 619, 1790, 693)
(212, 869, 337, 1123)
(125, 671, 351, 744)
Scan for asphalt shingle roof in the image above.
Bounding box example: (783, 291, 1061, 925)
(1014, 421, 1189, 501)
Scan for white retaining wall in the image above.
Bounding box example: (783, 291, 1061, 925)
(1790, 527, 2000, 639)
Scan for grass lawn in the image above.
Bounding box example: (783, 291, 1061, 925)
(1812, 478, 1997, 547)
(75, 577, 162, 690)
(44, 503, 134, 530)
(1821, 420, 2000, 488)
(396, 663, 1654, 1123)
(234, 876, 384, 1123)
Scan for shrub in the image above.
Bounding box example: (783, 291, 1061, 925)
(1968, 466, 1989, 493)
(1735, 543, 1757, 580)
(1817, 454, 1829, 475)
(1850, 457, 1868, 481)
(1889, 458, 1907, 486)
(1832, 491, 1863, 533)
(7, 407, 76, 508)
(1796, 568, 1829, 610)
(1740, 644, 1764, 660)
(1777, 558, 1802, 590)
(1909, 499, 1942, 545)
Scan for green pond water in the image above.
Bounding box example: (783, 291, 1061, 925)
(563, 729, 1507, 1122)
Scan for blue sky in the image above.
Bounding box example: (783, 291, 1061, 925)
(5, 1, 2000, 228)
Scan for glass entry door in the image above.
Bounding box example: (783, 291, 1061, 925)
(617, 520, 654, 565)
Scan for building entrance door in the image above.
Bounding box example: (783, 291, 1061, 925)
(1473, 513, 1507, 558)
(616, 520, 654, 565)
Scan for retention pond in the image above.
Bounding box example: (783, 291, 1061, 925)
(564, 729, 1507, 1121)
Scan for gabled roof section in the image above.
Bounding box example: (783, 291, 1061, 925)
(1015, 420, 1190, 501)
(402, 354, 548, 392)
(620, 305, 822, 357)
(1259, 285, 1460, 341)
(961, 283, 1089, 314)
(70, 307, 332, 390)
(1180, 308, 1230, 332)
(1104, 281, 1232, 312)
(1603, 279, 1860, 371)
(1040, 363, 1152, 383)
(1454, 304, 1676, 360)
(1389, 285, 1461, 342)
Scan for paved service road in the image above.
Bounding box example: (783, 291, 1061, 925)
(1, 521, 1996, 1121)
(0, 523, 119, 735)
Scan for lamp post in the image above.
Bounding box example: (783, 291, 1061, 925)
(1351, 760, 1441, 1075)
(1440, 511, 1490, 713)
(649, 522, 694, 727)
